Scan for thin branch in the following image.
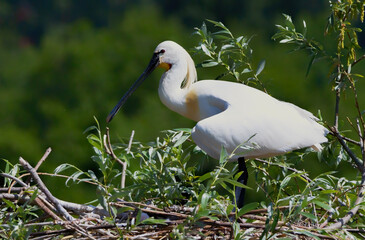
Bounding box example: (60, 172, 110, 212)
(357, 119, 365, 165)
(329, 127, 364, 172)
(35, 147, 52, 172)
(328, 131, 361, 146)
(0, 187, 24, 193)
(19, 157, 74, 221)
(253, 158, 315, 186)
(347, 73, 365, 128)
(352, 53, 365, 67)
(25, 147, 52, 185)
(0, 173, 27, 187)
(104, 127, 128, 189)
(334, 88, 340, 130)
(325, 171, 365, 229)
(127, 130, 135, 154)
(0, 192, 62, 221)
(0, 173, 63, 221)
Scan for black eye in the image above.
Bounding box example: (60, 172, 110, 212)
(159, 49, 165, 54)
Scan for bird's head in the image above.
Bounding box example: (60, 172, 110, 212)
(154, 40, 185, 71)
(155, 41, 197, 88)
(106, 40, 196, 123)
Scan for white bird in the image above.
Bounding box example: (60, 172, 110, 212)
(107, 40, 328, 207)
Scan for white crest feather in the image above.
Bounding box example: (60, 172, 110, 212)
(181, 50, 197, 89)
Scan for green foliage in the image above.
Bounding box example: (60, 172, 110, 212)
(1, 0, 365, 238)
(0, 161, 41, 239)
(194, 20, 266, 90)
(0, 5, 193, 187)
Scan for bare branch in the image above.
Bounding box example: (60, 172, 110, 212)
(334, 86, 341, 130)
(19, 157, 74, 221)
(0, 173, 27, 187)
(127, 130, 135, 154)
(104, 127, 128, 189)
(25, 147, 52, 186)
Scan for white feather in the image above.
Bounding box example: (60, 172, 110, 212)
(154, 41, 328, 161)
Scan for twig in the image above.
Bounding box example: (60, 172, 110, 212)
(104, 127, 127, 188)
(325, 171, 365, 229)
(19, 157, 74, 221)
(334, 88, 340, 130)
(329, 127, 364, 172)
(357, 119, 365, 165)
(0, 187, 25, 193)
(127, 130, 135, 154)
(0, 173, 61, 220)
(35, 148, 52, 174)
(352, 53, 365, 67)
(253, 158, 315, 186)
(0, 173, 27, 187)
(328, 131, 361, 146)
(23, 147, 52, 189)
(57, 198, 109, 217)
(0, 191, 62, 221)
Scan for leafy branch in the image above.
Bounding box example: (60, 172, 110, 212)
(194, 19, 267, 91)
(273, 0, 365, 230)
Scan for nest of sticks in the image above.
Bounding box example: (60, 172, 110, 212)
(0, 150, 340, 240)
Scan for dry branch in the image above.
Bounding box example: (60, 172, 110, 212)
(19, 157, 74, 221)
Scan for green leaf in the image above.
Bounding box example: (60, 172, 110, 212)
(300, 211, 317, 221)
(173, 134, 190, 147)
(283, 14, 295, 30)
(279, 38, 293, 43)
(226, 204, 234, 216)
(219, 146, 228, 165)
(280, 175, 292, 189)
(201, 44, 212, 57)
(3, 199, 16, 210)
(320, 189, 338, 194)
(313, 200, 332, 211)
(83, 125, 98, 134)
(54, 163, 73, 174)
(223, 178, 251, 189)
(306, 53, 316, 77)
(255, 59, 265, 76)
(237, 202, 259, 217)
(141, 218, 167, 225)
(198, 172, 212, 182)
(294, 230, 321, 240)
(200, 192, 210, 210)
(241, 68, 252, 74)
(201, 61, 219, 67)
(136, 209, 142, 224)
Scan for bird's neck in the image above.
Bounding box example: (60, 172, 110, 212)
(158, 64, 191, 119)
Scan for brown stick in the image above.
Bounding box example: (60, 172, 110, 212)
(19, 157, 74, 221)
(24, 147, 52, 183)
(0, 178, 62, 221)
(104, 127, 128, 188)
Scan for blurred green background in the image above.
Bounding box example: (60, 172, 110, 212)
(1, 0, 364, 202)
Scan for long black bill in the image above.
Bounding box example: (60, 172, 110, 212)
(106, 52, 160, 123)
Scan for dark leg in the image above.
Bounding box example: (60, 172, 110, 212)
(235, 157, 248, 208)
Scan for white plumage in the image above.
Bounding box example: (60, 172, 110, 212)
(107, 40, 328, 207)
(153, 41, 328, 160)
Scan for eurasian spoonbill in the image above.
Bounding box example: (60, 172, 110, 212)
(107, 40, 328, 208)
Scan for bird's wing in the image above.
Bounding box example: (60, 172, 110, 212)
(282, 101, 319, 121)
(192, 102, 328, 160)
